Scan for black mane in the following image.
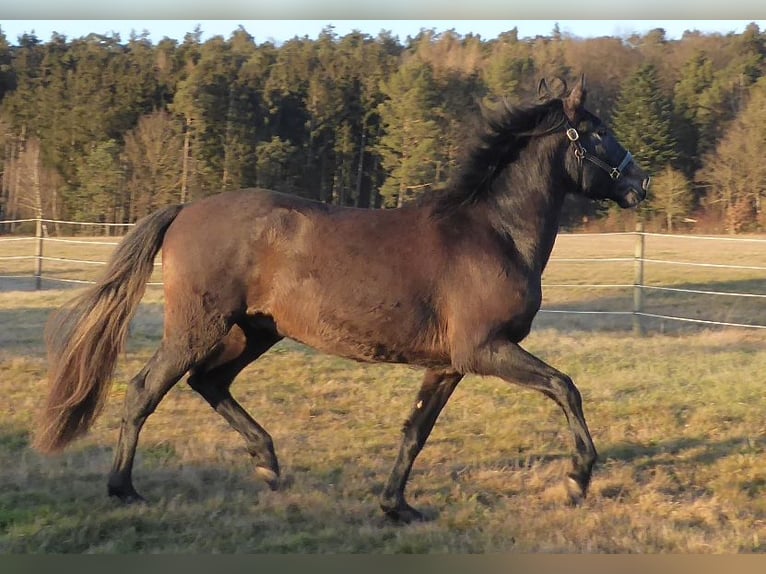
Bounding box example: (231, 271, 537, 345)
(427, 97, 568, 214)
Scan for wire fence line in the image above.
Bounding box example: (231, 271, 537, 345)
(544, 225, 766, 331)
(44, 237, 123, 246)
(2, 218, 766, 331)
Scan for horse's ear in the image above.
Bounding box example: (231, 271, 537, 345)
(538, 78, 551, 100)
(564, 75, 587, 121)
(539, 77, 569, 101)
(551, 77, 567, 97)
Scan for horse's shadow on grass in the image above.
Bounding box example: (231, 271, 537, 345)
(466, 434, 762, 475)
(598, 434, 763, 467)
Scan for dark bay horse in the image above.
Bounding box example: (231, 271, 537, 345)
(36, 78, 649, 522)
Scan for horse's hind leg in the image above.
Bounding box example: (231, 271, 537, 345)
(187, 325, 282, 489)
(380, 368, 463, 522)
(107, 319, 229, 503)
(107, 344, 199, 502)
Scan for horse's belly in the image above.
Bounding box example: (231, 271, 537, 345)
(272, 311, 450, 368)
(254, 260, 449, 367)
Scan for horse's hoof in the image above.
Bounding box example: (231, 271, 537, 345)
(108, 485, 147, 505)
(254, 466, 280, 491)
(565, 474, 587, 506)
(381, 503, 425, 524)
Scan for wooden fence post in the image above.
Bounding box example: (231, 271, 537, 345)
(633, 221, 645, 336)
(34, 216, 43, 290)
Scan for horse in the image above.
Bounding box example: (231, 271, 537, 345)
(35, 77, 649, 523)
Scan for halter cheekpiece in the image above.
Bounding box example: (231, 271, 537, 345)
(566, 125, 633, 181)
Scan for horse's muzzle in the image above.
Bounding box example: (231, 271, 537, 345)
(641, 176, 651, 196)
(618, 177, 649, 208)
(635, 177, 651, 202)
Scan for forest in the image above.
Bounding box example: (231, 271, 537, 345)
(1, 22, 765, 233)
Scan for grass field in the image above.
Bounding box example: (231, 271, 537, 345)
(0, 234, 764, 553)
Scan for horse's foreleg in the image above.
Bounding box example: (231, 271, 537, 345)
(380, 368, 463, 522)
(187, 327, 282, 489)
(471, 339, 598, 504)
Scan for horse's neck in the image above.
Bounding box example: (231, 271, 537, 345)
(488, 141, 567, 273)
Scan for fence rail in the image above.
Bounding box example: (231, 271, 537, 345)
(2, 217, 766, 331)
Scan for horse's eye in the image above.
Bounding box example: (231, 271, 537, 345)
(592, 127, 607, 142)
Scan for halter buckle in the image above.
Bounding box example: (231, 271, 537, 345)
(609, 168, 621, 180)
(566, 128, 579, 142)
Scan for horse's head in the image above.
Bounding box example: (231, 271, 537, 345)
(542, 76, 651, 208)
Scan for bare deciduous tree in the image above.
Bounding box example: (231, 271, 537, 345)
(123, 110, 185, 220)
(651, 165, 694, 232)
(697, 77, 766, 232)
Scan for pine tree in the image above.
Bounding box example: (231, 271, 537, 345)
(0, 28, 14, 101)
(262, 37, 312, 195)
(376, 59, 441, 207)
(436, 70, 485, 185)
(673, 50, 715, 175)
(354, 32, 400, 208)
(612, 63, 678, 177)
(482, 30, 534, 104)
(72, 139, 123, 223)
(255, 136, 297, 192)
(170, 29, 204, 203)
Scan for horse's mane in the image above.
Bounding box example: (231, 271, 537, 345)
(426, 96, 568, 214)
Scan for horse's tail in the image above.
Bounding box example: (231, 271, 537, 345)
(34, 204, 184, 454)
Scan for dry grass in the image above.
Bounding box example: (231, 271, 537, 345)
(0, 234, 764, 553)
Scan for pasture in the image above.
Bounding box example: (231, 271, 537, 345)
(0, 234, 764, 552)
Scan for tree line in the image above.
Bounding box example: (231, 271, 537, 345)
(1, 23, 765, 234)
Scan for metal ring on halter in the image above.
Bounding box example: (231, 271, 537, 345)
(608, 152, 633, 180)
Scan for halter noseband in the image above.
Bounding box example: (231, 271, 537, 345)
(565, 126, 633, 183)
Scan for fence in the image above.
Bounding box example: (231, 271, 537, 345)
(2, 218, 766, 331)
(0, 218, 161, 289)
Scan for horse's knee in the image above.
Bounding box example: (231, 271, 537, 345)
(548, 372, 583, 410)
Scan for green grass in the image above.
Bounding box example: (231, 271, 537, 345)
(0, 234, 764, 552)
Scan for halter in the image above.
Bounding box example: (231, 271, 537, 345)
(565, 126, 633, 189)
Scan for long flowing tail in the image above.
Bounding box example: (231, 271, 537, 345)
(34, 204, 184, 454)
